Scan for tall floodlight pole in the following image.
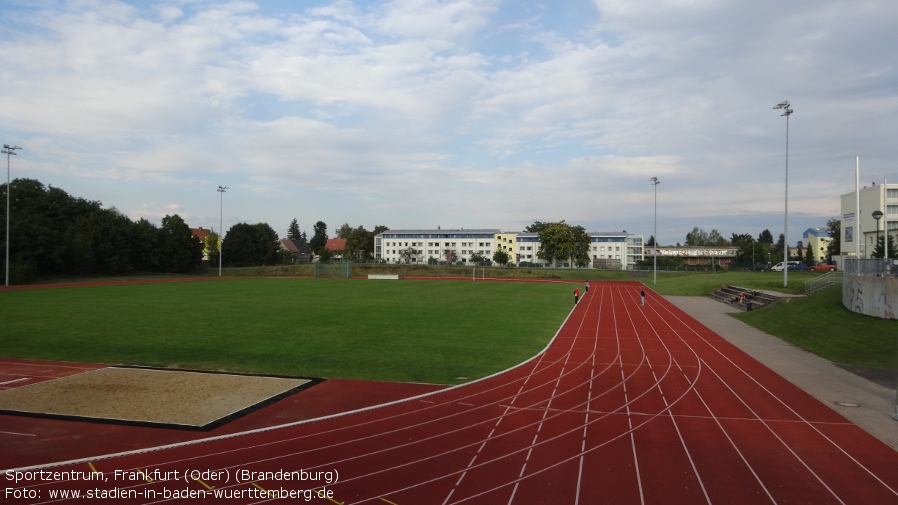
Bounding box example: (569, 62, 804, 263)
(649, 177, 660, 284)
(2, 144, 22, 287)
(217, 186, 228, 277)
(773, 100, 793, 287)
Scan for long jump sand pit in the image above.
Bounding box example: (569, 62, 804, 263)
(0, 366, 318, 430)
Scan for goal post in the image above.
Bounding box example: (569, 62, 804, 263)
(314, 261, 352, 278)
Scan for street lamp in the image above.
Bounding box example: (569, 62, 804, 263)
(217, 185, 228, 277)
(2, 144, 22, 287)
(649, 177, 660, 284)
(873, 210, 883, 273)
(773, 100, 793, 287)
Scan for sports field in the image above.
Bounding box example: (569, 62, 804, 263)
(0, 278, 574, 384)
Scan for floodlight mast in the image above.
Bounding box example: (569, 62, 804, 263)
(773, 100, 793, 287)
(649, 177, 660, 285)
(2, 144, 22, 287)
(217, 185, 228, 277)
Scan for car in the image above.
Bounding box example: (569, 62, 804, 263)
(810, 262, 837, 272)
(771, 261, 806, 271)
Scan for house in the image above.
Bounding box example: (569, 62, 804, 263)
(325, 238, 347, 259)
(802, 228, 832, 264)
(280, 239, 312, 263)
(191, 227, 214, 262)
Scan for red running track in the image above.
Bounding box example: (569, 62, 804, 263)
(5, 281, 898, 504)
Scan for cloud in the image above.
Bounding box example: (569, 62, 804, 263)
(0, 0, 896, 247)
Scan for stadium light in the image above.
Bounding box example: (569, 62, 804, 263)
(649, 177, 659, 284)
(773, 100, 793, 287)
(2, 144, 22, 287)
(217, 186, 228, 277)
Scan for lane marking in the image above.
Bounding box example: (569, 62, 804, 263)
(194, 477, 214, 490)
(0, 377, 30, 385)
(0, 430, 35, 437)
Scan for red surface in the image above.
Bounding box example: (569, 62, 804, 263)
(4, 281, 898, 505)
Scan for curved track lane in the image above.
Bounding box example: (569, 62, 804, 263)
(6, 281, 898, 505)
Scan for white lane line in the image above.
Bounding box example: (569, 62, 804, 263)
(0, 377, 30, 385)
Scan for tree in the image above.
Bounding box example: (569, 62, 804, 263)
(204, 230, 221, 267)
(536, 221, 590, 267)
(344, 225, 374, 260)
(729, 233, 755, 266)
(871, 235, 898, 259)
(287, 219, 302, 241)
(398, 246, 420, 263)
(646, 235, 656, 247)
(685, 227, 709, 246)
(130, 218, 160, 272)
(758, 229, 774, 244)
(525, 221, 550, 234)
(158, 214, 203, 273)
(803, 241, 814, 266)
(685, 227, 729, 247)
(493, 249, 510, 266)
(336, 223, 353, 239)
(309, 221, 328, 254)
(223, 222, 280, 266)
(825, 218, 841, 261)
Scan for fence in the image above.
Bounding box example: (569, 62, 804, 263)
(841, 258, 897, 276)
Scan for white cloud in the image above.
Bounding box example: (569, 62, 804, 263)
(0, 0, 896, 246)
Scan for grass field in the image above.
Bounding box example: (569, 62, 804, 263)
(0, 278, 574, 384)
(3, 272, 894, 383)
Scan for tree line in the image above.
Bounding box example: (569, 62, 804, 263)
(0, 179, 390, 283)
(1, 179, 203, 283)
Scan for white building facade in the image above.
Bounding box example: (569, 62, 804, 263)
(375, 229, 500, 264)
(840, 183, 898, 258)
(375, 229, 644, 269)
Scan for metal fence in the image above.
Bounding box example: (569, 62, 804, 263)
(841, 258, 898, 276)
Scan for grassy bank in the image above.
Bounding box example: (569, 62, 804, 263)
(732, 285, 897, 370)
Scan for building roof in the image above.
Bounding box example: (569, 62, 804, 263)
(325, 238, 347, 251)
(280, 239, 311, 254)
(191, 227, 211, 242)
(803, 227, 831, 238)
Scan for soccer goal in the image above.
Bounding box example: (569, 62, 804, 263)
(314, 261, 352, 278)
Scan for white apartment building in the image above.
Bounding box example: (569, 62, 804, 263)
(375, 229, 500, 264)
(516, 231, 644, 270)
(840, 183, 898, 258)
(375, 229, 644, 269)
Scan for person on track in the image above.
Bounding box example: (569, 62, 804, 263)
(574, 287, 580, 305)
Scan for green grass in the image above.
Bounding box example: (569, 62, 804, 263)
(732, 285, 898, 370)
(0, 278, 573, 384)
(643, 269, 819, 296)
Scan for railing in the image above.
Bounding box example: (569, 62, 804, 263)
(842, 258, 897, 276)
(804, 271, 843, 294)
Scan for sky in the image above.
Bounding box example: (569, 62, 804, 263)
(1, 0, 896, 247)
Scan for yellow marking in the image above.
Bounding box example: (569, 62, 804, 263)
(87, 462, 100, 474)
(381, 498, 400, 505)
(193, 477, 215, 490)
(252, 483, 267, 492)
(327, 496, 345, 505)
(137, 469, 153, 483)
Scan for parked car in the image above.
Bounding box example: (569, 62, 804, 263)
(771, 261, 806, 271)
(810, 262, 837, 272)
(746, 263, 769, 271)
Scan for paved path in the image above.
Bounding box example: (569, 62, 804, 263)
(667, 295, 898, 451)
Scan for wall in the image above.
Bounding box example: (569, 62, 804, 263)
(842, 275, 898, 320)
